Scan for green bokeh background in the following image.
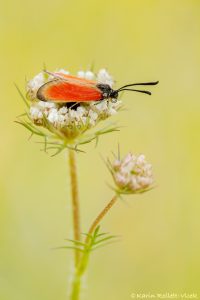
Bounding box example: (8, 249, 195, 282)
(1, 0, 200, 299)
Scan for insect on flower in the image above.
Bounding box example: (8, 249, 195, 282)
(37, 71, 159, 105)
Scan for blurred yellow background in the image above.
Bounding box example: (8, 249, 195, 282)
(1, 0, 200, 299)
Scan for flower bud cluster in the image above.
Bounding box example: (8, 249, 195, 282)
(111, 153, 153, 193)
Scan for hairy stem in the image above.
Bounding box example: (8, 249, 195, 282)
(85, 194, 118, 245)
(69, 149, 81, 266)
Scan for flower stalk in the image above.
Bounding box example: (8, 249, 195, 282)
(85, 194, 118, 244)
(69, 149, 81, 266)
(69, 194, 118, 300)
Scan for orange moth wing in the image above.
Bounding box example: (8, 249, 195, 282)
(37, 78, 103, 103)
(54, 72, 96, 85)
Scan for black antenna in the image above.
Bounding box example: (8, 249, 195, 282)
(118, 88, 152, 95)
(117, 81, 159, 92)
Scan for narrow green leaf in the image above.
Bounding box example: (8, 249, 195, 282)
(51, 147, 65, 157)
(93, 235, 118, 246)
(14, 83, 29, 108)
(95, 232, 109, 238)
(95, 135, 99, 147)
(16, 112, 28, 118)
(15, 121, 44, 136)
(44, 136, 47, 152)
(28, 132, 34, 140)
(93, 225, 100, 238)
(65, 239, 86, 247)
(53, 246, 84, 252)
(91, 240, 120, 251)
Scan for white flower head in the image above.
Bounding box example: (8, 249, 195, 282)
(109, 153, 154, 194)
(26, 72, 45, 99)
(77, 70, 95, 80)
(56, 68, 69, 75)
(97, 69, 114, 87)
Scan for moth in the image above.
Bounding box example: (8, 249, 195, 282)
(37, 71, 159, 104)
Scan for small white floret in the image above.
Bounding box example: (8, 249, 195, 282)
(85, 71, 95, 80)
(97, 69, 114, 87)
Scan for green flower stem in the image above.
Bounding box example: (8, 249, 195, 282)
(70, 273, 81, 300)
(70, 194, 118, 300)
(69, 149, 81, 267)
(70, 251, 89, 300)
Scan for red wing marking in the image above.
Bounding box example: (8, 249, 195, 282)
(37, 79, 102, 102)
